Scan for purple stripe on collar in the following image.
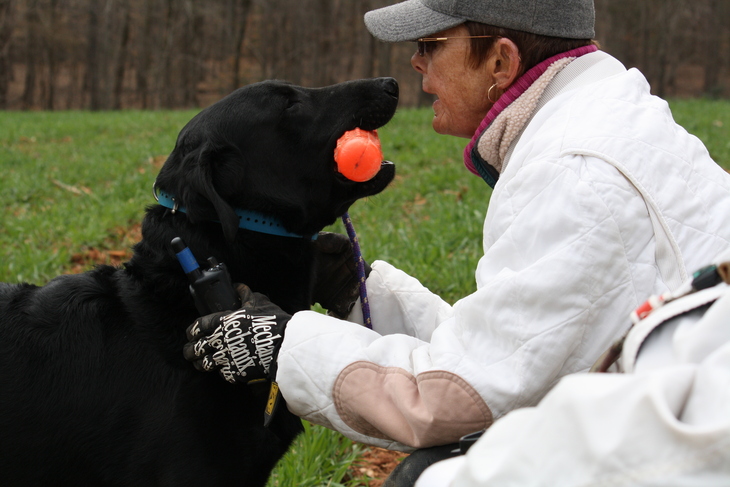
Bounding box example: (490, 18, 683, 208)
(463, 45, 598, 176)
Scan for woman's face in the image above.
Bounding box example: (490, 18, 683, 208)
(411, 25, 494, 139)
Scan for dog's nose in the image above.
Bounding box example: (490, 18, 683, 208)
(379, 77, 399, 100)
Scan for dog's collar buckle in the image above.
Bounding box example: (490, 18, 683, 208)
(153, 183, 180, 214)
(153, 183, 316, 240)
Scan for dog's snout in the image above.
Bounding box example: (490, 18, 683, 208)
(326, 77, 400, 136)
(379, 77, 399, 99)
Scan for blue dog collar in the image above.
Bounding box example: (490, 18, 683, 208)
(153, 185, 316, 240)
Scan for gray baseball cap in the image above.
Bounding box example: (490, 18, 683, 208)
(364, 0, 595, 42)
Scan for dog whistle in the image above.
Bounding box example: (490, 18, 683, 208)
(171, 237, 242, 315)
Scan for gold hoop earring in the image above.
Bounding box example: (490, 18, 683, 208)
(488, 83, 499, 103)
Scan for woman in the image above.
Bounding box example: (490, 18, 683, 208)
(184, 0, 730, 485)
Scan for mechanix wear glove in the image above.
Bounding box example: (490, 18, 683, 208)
(310, 232, 370, 319)
(183, 284, 290, 385)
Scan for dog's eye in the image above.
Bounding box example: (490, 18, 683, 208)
(285, 100, 301, 111)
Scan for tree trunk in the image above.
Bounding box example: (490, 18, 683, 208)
(0, 0, 14, 108)
(136, 0, 156, 109)
(42, 0, 61, 110)
(161, 0, 175, 108)
(113, 0, 131, 109)
(22, 1, 40, 109)
(230, 0, 252, 91)
(85, 0, 102, 110)
(703, 0, 721, 96)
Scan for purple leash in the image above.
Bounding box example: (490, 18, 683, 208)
(341, 212, 372, 329)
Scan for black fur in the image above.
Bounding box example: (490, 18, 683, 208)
(0, 77, 398, 486)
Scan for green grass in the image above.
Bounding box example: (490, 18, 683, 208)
(1, 98, 729, 484)
(0, 110, 197, 283)
(266, 422, 365, 487)
(668, 98, 730, 170)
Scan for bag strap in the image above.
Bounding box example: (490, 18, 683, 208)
(565, 150, 688, 292)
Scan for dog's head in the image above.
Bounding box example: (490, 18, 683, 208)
(155, 78, 399, 242)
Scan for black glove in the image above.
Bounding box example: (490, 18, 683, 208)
(183, 284, 291, 385)
(311, 232, 370, 319)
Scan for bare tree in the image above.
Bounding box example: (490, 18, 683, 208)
(701, 0, 725, 96)
(135, 0, 157, 108)
(84, 0, 104, 109)
(1, 0, 727, 110)
(159, 0, 175, 107)
(229, 0, 252, 91)
(0, 0, 14, 108)
(112, 0, 131, 109)
(22, 0, 41, 109)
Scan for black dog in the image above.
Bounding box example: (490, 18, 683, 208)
(0, 77, 398, 486)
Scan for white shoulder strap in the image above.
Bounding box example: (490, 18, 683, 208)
(514, 51, 687, 290)
(570, 150, 688, 291)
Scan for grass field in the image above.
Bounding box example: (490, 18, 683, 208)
(1, 98, 729, 485)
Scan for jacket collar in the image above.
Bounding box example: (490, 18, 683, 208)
(463, 45, 598, 188)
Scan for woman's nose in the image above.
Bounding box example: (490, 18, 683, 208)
(411, 51, 426, 74)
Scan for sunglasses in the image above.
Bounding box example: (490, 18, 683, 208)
(416, 35, 497, 56)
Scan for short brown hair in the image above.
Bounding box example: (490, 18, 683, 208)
(464, 21, 597, 76)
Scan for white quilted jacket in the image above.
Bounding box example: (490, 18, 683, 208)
(276, 51, 730, 451)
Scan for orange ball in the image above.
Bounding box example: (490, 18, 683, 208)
(334, 128, 383, 182)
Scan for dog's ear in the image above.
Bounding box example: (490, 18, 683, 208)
(157, 141, 240, 243)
